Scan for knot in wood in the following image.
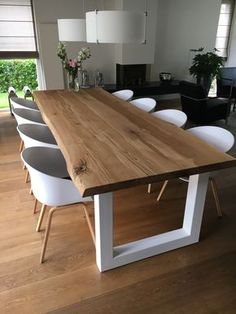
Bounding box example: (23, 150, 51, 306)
(128, 128, 140, 138)
(74, 160, 87, 175)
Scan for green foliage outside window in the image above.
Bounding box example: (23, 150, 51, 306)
(0, 59, 38, 92)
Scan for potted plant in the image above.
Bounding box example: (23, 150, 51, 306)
(189, 48, 224, 93)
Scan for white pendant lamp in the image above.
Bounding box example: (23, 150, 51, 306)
(86, 10, 146, 44)
(57, 19, 86, 42)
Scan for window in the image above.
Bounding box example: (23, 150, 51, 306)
(0, 0, 38, 58)
(215, 0, 235, 58)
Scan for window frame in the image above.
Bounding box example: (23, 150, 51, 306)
(215, 0, 235, 59)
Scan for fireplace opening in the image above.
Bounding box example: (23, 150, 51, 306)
(116, 64, 146, 87)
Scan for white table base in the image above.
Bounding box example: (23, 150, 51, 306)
(94, 173, 209, 272)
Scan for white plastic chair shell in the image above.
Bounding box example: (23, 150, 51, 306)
(112, 89, 134, 101)
(13, 108, 45, 126)
(10, 97, 39, 111)
(155, 126, 234, 218)
(17, 124, 58, 149)
(21, 147, 92, 207)
(182, 126, 234, 192)
(130, 97, 156, 113)
(187, 126, 234, 153)
(152, 109, 187, 128)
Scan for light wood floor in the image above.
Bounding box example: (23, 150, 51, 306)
(0, 110, 236, 314)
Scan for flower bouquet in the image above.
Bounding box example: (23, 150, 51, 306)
(57, 42, 91, 90)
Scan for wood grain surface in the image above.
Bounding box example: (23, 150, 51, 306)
(34, 88, 236, 196)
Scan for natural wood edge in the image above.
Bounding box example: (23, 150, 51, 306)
(81, 160, 236, 197)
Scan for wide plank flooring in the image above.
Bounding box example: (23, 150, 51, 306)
(0, 110, 236, 313)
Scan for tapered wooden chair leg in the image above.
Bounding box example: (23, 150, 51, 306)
(157, 180, 169, 202)
(36, 204, 47, 232)
(210, 178, 222, 217)
(19, 139, 24, 152)
(33, 198, 38, 214)
(83, 204, 95, 247)
(147, 183, 152, 194)
(40, 207, 57, 263)
(24, 169, 30, 183)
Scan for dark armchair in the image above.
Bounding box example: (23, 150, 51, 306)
(179, 81, 230, 124)
(217, 67, 236, 111)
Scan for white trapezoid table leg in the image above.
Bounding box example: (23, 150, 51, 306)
(94, 193, 114, 272)
(94, 173, 209, 272)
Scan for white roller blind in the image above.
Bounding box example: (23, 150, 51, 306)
(0, 0, 38, 58)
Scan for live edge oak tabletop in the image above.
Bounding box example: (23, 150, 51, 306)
(34, 88, 236, 197)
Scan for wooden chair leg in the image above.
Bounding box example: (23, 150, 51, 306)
(233, 100, 236, 112)
(210, 177, 222, 217)
(83, 204, 95, 247)
(157, 180, 169, 202)
(40, 203, 94, 263)
(36, 204, 47, 232)
(40, 206, 57, 263)
(147, 183, 152, 194)
(24, 169, 30, 183)
(19, 139, 24, 152)
(33, 198, 38, 214)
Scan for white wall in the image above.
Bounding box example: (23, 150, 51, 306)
(33, 0, 226, 89)
(151, 0, 221, 81)
(115, 0, 158, 66)
(36, 23, 64, 89)
(33, 0, 117, 89)
(33, 0, 117, 22)
(33, 0, 159, 89)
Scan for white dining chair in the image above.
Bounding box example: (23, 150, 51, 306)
(21, 146, 93, 263)
(13, 108, 45, 152)
(112, 89, 134, 101)
(148, 109, 187, 194)
(152, 109, 187, 128)
(13, 108, 45, 126)
(23, 86, 34, 100)
(17, 123, 58, 200)
(17, 124, 57, 149)
(156, 126, 235, 217)
(8, 87, 17, 115)
(130, 97, 156, 113)
(10, 97, 39, 111)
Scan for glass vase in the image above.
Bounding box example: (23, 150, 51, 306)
(95, 71, 104, 87)
(67, 73, 76, 90)
(81, 69, 90, 88)
(77, 68, 83, 87)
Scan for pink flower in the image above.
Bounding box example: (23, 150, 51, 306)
(69, 59, 77, 68)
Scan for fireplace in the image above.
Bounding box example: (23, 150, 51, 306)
(116, 64, 146, 87)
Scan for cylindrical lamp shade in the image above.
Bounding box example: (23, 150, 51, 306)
(86, 11, 146, 43)
(57, 19, 86, 42)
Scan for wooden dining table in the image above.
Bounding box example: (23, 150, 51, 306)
(34, 88, 236, 272)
